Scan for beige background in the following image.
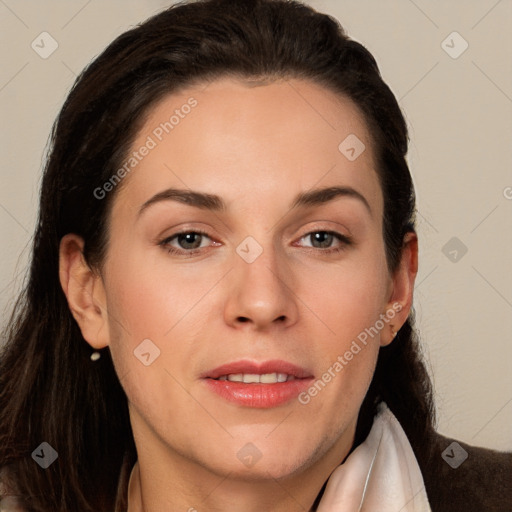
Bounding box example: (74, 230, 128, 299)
(0, 0, 511, 451)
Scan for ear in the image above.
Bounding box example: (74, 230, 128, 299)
(381, 231, 418, 347)
(59, 234, 110, 349)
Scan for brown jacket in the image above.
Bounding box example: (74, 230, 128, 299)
(420, 432, 512, 511)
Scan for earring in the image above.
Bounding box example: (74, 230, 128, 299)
(90, 351, 101, 362)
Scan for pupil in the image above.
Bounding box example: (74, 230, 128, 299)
(313, 232, 332, 248)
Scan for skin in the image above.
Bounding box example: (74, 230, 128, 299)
(59, 77, 418, 512)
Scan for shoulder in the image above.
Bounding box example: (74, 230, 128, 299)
(0, 495, 26, 511)
(0, 468, 26, 512)
(420, 430, 512, 512)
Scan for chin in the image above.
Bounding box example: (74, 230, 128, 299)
(211, 436, 325, 482)
(221, 455, 313, 482)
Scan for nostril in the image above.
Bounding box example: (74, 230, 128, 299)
(237, 317, 250, 323)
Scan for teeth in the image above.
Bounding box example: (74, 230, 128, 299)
(242, 373, 260, 383)
(260, 373, 278, 383)
(219, 373, 295, 383)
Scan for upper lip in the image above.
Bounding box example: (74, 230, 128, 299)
(202, 359, 313, 380)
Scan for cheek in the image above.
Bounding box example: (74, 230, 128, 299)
(101, 248, 226, 394)
(294, 248, 389, 404)
(299, 252, 390, 341)
(103, 246, 217, 336)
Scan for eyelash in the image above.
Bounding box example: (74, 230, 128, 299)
(158, 228, 352, 257)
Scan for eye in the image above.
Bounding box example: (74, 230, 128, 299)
(159, 230, 215, 255)
(298, 230, 352, 252)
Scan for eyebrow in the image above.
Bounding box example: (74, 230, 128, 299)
(137, 185, 371, 217)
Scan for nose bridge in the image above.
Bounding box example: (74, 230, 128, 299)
(224, 234, 298, 328)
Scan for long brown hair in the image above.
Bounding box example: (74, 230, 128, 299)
(0, 0, 435, 510)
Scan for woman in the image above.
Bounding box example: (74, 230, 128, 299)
(0, 0, 510, 510)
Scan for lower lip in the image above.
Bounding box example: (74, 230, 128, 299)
(204, 378, 314, 408)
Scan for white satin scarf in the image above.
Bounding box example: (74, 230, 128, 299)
(316, 403, 431, 512)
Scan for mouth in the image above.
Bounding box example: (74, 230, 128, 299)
(202, 360, 314, 408)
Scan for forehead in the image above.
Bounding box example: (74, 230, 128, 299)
(113, 77, 382, 219)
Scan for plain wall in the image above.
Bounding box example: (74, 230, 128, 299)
(0, 0, 511, 451)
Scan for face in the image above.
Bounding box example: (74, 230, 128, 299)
(71, 77, 410, 481)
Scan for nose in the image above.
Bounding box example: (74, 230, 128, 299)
(223, 243, 299, 331)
